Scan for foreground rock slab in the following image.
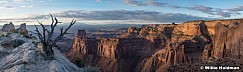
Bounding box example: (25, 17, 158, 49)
(0, 43, 83, 72)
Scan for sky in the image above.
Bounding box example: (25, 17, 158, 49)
(0, 0, 243, 25)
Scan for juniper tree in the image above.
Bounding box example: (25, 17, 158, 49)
(34, 14, 76, 59)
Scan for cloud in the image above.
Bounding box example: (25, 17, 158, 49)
(2, 10, 215, 24)
(37, 0, 44, 3)
(147, 0, 168, 7)
(0, 1, 8, 3)
(14, 0, 25, 2)
(123, 0, 167, 7)
(0, 5, 15, 9)
(21, 5, 33, 8)
(169, 5, 238, 18)
(11, 0, 48, 9)
(123, 0, 146, 6)
(122, 1, 242, 18)
(169, 5, 182, 8)
(185, 5, 214, 15)
(214, 8, 233, 18)
(227, 6, 243, 12)
(95, 0, 102, 2)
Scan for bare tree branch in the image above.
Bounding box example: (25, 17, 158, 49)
(34, 25, 44, 43)
(54, 19, 76, 43)
(34, 14, 76, 59)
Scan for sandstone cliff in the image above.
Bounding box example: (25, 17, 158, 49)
(68, 19, 243, 72)
(213, 21, 243, 59)
(173, 19, 241, 35)
(68, 35, 166, 72)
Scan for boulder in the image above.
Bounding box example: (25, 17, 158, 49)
(2, 22, 15, 32)
(18, 23, 26, 31)
(17, 23, 28, 36)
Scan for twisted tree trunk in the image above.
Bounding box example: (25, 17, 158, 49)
(34, 14, 76, 59)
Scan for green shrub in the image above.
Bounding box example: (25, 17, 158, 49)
(0, 34, 4, 37)
(75, 58, 85, 68)
(10, 39, 25, 47)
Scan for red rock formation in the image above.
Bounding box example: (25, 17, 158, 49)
(213, 21, 243, 59)
(67, 19, 243, 72)
(173, 19, 241, 35)
(201, 44, 213, 60)
(137, 43, 189, 72)
(68, 34, 167, 72)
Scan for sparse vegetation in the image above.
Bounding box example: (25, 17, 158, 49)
(75, 58, 85, 68)
(34, 14, 76, 59)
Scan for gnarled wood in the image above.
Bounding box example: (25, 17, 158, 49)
(34, 14, 76, 59)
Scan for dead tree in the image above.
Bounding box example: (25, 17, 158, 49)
(34, 14, 76, 59)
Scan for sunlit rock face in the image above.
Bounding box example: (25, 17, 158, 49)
(68, 31, 167, 72)
(213, 21, 243, 59)
(68, 19, 243, 72)
(173, 19, 241, 36)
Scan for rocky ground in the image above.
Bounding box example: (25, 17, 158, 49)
(0, 33, 84, 72)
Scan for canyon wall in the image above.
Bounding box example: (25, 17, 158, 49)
(68, 19, 243, 72)
(213, 21, 243, 59)
(173, 19, 241, 35)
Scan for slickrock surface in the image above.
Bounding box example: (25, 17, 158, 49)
(0, 34, 83, 72)
(68, 19, 243, 72)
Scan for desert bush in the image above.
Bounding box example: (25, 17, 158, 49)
(10, 39, 25, 47)
(75, 58, 85, 68)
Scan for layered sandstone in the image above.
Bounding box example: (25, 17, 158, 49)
(173, 19, 242, 35)
(68, 19, 243, 72)
(213, 21, 243, 59)
(68, 30, 168, 72)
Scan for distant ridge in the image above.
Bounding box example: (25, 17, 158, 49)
(184, 18, 243, 23)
